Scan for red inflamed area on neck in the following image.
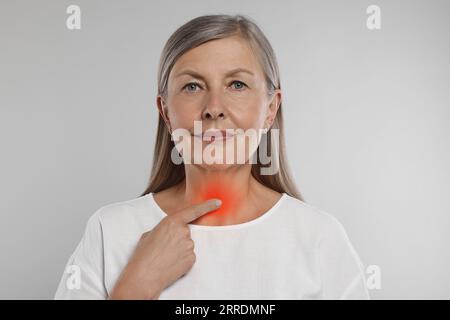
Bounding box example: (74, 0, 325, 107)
(197, 182, 238, 217)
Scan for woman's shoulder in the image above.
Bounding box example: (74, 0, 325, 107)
(280, 194, 349, 240)
(279, 195, 364, 276)
(88, 194, 162, 231)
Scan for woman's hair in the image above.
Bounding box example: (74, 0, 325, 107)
(140, 14, 303, 201)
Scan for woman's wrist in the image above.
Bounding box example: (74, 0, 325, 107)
(109, 278, 163, 300)
(109, 264, 164, 300)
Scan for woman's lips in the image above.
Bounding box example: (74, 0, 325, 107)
(193, 129, 235, 141)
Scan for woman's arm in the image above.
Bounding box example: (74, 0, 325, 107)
(317, 216, 370, 300)
(54, 209, 107, 299)
(55, 198, 222, 300)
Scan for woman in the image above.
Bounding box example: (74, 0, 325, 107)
(55, 14, 370, 300)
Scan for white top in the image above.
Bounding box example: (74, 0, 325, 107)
(54, 193, 370, 300)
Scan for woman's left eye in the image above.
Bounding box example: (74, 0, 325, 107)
(230, 80, 247, 90)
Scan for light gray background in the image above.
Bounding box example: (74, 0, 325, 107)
(1, 0, 449, 299)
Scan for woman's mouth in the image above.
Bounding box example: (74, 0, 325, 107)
(193, 129, 235, 142)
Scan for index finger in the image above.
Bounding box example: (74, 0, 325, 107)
(176, 199, 222, 224)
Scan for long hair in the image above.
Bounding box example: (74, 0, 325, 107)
(140, 14, 304, 201)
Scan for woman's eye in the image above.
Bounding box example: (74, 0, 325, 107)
(183, 81, 247, 92)
(183, 82, 201, 92)
(230, 80, 247, 90)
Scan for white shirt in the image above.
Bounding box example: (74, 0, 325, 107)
(54, 193, 370, 299)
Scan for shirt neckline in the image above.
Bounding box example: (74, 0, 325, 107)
(147, 192, 287, 231)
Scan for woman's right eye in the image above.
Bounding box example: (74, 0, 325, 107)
(183, 82, 201, 92)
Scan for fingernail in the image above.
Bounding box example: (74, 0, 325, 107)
(215, 199, 222, 207)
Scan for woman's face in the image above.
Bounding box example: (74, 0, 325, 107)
(158, 35, 281, 169)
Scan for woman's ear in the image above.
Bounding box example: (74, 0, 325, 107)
(157, 95, 172, 133)
(264, 89, 282, 129)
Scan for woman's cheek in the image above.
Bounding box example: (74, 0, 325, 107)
(170, 103, 201, 127)
(230, 103, 265, 130)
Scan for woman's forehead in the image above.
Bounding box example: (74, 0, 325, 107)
(170, 36, 264, 79)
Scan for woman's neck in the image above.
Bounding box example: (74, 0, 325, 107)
(176, 164, 261, 225)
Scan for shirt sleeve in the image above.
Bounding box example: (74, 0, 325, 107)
(54, 209, 108, 299)
(317, 216, 370, 300)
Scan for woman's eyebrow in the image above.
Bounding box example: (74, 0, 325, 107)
(225, 68, 255, 77)
(174, 68, 255, 80)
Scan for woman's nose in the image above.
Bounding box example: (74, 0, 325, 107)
(202, 92, 226, 120)
(202, 109, 225, 120)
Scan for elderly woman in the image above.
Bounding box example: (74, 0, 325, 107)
(55, 14, 369, 300)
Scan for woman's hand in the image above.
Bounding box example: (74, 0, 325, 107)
(109, 198, 221, 300)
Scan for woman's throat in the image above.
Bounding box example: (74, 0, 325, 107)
(189, 180, 244, 224)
